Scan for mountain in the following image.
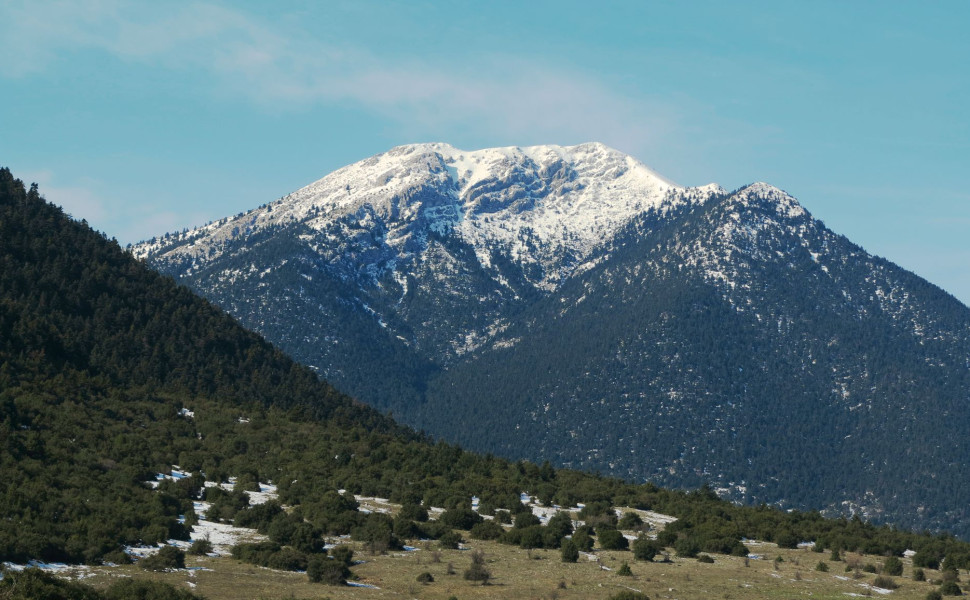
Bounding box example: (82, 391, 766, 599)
(2, 164, 921, 570)
(13, 163, 970, 599)
(136, 143, 970, 537)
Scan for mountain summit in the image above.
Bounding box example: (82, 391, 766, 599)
(137, 143, 970, 537)
(138, 142, 698, 289)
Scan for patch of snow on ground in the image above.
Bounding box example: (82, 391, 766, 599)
(146, 467, 192, 489)
(0, 560, 90, 576)
(246, 482, 278, 506)
(354, 495, 394, 514)
(202, 477, 240, 494)
(530, 503, 562, 524)
(640, 510, 678, 526)
(182, 480, 277, 555)
(188, 507, 266, 556)
(125, 544, 164, 559)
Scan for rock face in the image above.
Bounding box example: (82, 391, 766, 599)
(137, 142, 970, 537)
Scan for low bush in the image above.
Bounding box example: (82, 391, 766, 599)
(187, 539, 213, 556)
(139, 546, 185, 571)
(618, 512, 644, 530)
(307, 555, 350, 585)
(438, 530, 462, 550)
(331, 544, 354, 567)
(940, 581, 962, 596)
(873, 575, 899, 590)
(633, 535, 659, 561)
(883, 555, 904, 576)
(561, 539, 579, 563)
(470, 520, 505, 540)
(599, 528, 629, 551)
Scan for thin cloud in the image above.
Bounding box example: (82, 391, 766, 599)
(21, 170, 107, 224)
(0, 1, 706, 157)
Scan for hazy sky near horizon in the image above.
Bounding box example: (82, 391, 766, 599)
(2, 1, 969, 305)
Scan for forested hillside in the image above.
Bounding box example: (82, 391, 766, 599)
(0, 167, 402, 563)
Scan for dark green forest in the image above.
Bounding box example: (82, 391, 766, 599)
(414, 188, 970, 537)
(4, 166, 970, 574)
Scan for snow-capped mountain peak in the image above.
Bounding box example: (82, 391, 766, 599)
(136, 142, 713, 291)
(733, 182, 807, 219)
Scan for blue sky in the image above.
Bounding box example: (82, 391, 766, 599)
(2, 1, 969, 305)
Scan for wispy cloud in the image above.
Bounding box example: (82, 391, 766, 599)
(0, 1, 705, 155)
(20, 169, 108, 223)
(18, 168, 209, 243)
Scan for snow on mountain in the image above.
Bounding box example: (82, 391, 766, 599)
(136, 142, 715, 291)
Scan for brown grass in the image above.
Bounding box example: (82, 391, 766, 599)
(64, 539, 947, 600)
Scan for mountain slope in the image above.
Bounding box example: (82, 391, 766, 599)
(135, 143, 701, 410)
(0, 167, 403, 562)
(424, 183, 970, 528)
(136, 144, 970, 537)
